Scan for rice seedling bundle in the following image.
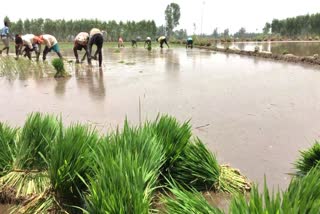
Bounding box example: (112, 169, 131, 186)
(230, 167, 320, 213)
(294, 141, 320, 176)
(162, 183, 224, 214)
(150, 115, 192, 180)
(169, 138, 220, 191)
(85, 122, 165, 214)
(14, 123, 100, 213)
(0, 123, 18, 176)
(0, 113, 60, 199)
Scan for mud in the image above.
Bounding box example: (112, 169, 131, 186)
(1, 48, 320, 193)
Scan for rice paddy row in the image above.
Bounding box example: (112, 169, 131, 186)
(0, 112, 319, 213)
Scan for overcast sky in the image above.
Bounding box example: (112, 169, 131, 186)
(1, 0, 319, 35)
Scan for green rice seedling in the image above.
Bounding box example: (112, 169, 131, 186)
(169, 138, 220, 191)
(52, 58, 70, 78)
(84, 121, 165, 213)
(161, 182, 224, 214)
(0, 123, 18, 176)
(15, 123, 100, 213)
(294, 141, 320, 176)
(230, 167, 320, 213)
(14, 112, 60, 170)
(47, 124, 99, 206)
(281, 166, 320, 213)
(0, 112, 60, 199)
(150, 115, 192, 180)
(229, 179, 281, 214)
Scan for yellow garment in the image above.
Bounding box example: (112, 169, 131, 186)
(158, 36, 166, 42)
(90, 28, 102, 37)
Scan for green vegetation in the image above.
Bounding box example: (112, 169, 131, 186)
(2, 114, 320, 213)
(295, 141, 320, 176)
(0, 112, 250, 213)
(230, 167, 320, 213)
(165, 3, 181, 38)
(51, 58, 70, 78)
(0, 57, 53, 79)
(8, 18, 158, 42)
(270, 13, 320, 37)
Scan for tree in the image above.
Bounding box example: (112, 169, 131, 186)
(238, 27, 246, 38)
(165, 3, 181, 38)
(212, 28, 218, 38)
(263, 22, 271, 34)
(223, 28, 229, 38)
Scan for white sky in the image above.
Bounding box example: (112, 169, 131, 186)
(1, 0, 320, 35)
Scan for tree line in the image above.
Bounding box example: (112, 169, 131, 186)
(267, 13, 320, 37)
(6, 18, 158, 42)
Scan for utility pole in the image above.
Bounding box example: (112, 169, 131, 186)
(200, 1, 205, 36)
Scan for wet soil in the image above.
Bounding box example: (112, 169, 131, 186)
(1, 47, 320, 193)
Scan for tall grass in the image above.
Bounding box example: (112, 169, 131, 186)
(294, 141, 320, 176)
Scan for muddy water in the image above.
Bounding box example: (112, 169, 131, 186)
(1, 48, 320, 192)
(218, 41, 320, 56)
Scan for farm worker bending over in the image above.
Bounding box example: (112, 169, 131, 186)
(15, 34, 43, 60)
(158, 36, 169, 48)
(74, 32, 89, 63)
(40, 34, 62, 61)
(87, 28, 104, 67)
(144, 36, 151, 50)
(186, 37, 193, 49)
(118, 37, 124, 48)
(0, 21, 10, 55)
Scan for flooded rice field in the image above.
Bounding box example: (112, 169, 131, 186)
(1, 47, 320, 191)
(218, 41, 320, 56)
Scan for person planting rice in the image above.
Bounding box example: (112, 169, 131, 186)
(131, 39, 137, 47)
(0, 21, 10, 55)
(144, 37, 152, 49)
(157, 36, 169, 48)
(40, 34, 62, 61)
(74, 32, 89, 63)
(87, 28, 104, 67)
(15, 34, 43, 60)
(118, 36, 124, 48)
(186, 37, 193, 49)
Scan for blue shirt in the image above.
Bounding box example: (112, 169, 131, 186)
(187, 37, 193, 41)
(1, 26, 9, 36)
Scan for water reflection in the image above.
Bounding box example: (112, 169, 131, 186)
(75, 66, 106, 100)
(219, 41, 320, 56)
(55, 77, 71, 96)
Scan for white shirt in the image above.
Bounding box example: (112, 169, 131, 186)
(42, 34, 58, 48)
